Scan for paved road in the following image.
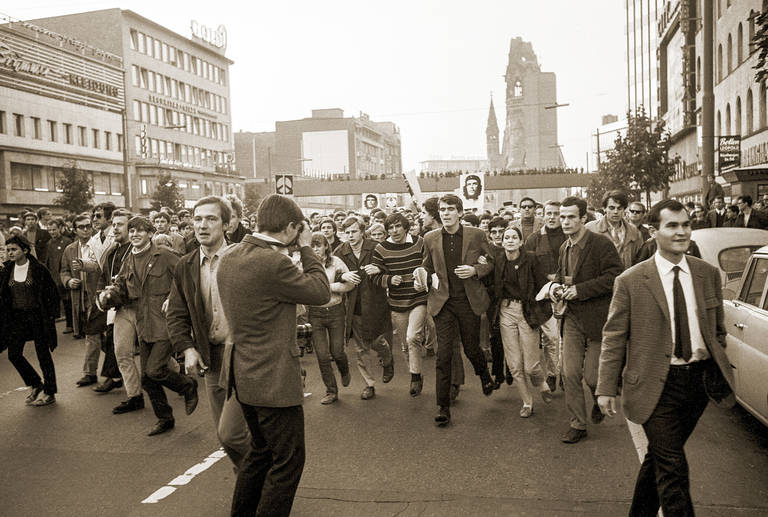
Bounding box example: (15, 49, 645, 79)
(0, 321, 766, 516)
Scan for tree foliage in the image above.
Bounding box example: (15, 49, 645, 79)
(54, 161, 93, 214)
(587, 107, 676, 209)
(754, 9, 768, 84)
(150, 171, 184, 212)
(243, 182, 269, 216)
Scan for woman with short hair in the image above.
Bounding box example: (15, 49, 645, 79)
(0, 235, 60, 406)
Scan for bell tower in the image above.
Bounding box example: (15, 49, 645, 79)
(486, 94, 501, 170)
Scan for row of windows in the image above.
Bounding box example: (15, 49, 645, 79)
(0, 111, 122, 151)
(139, 177, 242, 198)
(10, 162, 122, 196)
(132, 100, 229, 142)
(711, 10, 759, 84)
(130, 65, 228, 114)
(128, 29, 226, 87)
(134, 135, 231, 168)
(716, 82, 768, 137)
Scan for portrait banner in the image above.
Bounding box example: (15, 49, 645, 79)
(460, 173, 484, 212)
(361, 193, 381, 213)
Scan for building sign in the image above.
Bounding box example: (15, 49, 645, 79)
(68, 74, 119, 97)
(190, 21, 227, 50)
(741, 141, 768, 168)
(275, 174, 294, 196)
(0, 41, 55, 76)
(148, 94, 218, 119)
(718, 136, 741, 172)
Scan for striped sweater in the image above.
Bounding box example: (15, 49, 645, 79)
(371, 236, 427, 312)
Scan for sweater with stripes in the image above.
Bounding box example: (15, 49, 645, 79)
(371, 236, 427, 312)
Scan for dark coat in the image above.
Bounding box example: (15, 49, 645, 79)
(335, 239, 392, 341)
(555, 230, 623, 341)
(523, 226, 566, 277)
(633, 237, 701, 265)
(734, 210, 768, 229)
(228, 222, 248, 244)
(167, 247, 218, 365)
(217, 236, 330, 407)
(0, 256, 60, 352)
(60, 240, 101, 335)
(45, 235, 73, 290)
(707, 209, 727, 228)
(22, 227, 51, 265)
(490, 250, 550, 330)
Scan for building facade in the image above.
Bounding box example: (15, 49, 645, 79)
(500, 38, 562, 170)
(234, 131, 275, 180)
(626, 0, 660, 117)
(0, 16, 125, 221)
(30, 9, 242, 210)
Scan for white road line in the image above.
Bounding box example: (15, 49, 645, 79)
(0, 387, 29, 400)
(141, 448, 227, 504)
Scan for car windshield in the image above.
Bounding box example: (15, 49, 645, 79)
(719, 246, 765, 281)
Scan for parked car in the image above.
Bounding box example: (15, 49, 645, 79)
(691, 228, 768, 299)
(723, 245, 768, 426)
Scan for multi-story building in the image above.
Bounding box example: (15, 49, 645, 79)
(234, 131, 275, 181)
(271, 108, 401, 180)
(626, 0, 659, 117)
(30, 9, 242, 210)
(0, 16, 125, 222)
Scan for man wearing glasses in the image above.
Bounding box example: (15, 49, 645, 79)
(586, 190, 643, 271)
(734, 195, 767, 229)
(627, 201, 651, 241)
(513, 197, 543, 241)
(88, 202, 116, 262)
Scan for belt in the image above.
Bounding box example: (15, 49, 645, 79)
(669, 358, 712, 371)
(502, 298, 523, 306)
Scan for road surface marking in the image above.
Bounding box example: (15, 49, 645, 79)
(0, 387, 29, 401)
(141, 448, 226, 504)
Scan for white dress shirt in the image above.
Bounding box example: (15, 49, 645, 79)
(200, 243, 232, 345)
(654, 252, 710, 364)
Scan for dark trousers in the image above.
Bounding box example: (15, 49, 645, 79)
(309, 304, 349, 394)
(63, 296, 73, 329)
(434, 296, 488, 407)
(99, 328, 120, 379)
(139, 339, 193, 421)
(489, 326, 505, 379)
(629, 363, 710, 517)
(231, 404, 305, 517)
(7, 311, 57, 395)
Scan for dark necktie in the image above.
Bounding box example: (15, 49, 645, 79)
(673, 266, 692, 361)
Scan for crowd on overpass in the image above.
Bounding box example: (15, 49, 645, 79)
(0, 186, 763, 516)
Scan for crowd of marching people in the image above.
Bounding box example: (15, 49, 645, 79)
(0, 184, 760, 516)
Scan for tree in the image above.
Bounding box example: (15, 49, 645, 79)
(243, 182, 269, 216)
(587, 107, 676, 209)
(150, 171, 184, 212)
(54, 161, 93, 214)
(754, 8, 768, 84)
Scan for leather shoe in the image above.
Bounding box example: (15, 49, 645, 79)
(546, 375, 557, 393)
(591, 403, 605, 424)
(382, 364, 394, 383)
(493, 376, 504, 390)
(147, 419, 175, 436)
(360, 386, 375, 400)
(93, 378, 123, 393)
(25, 385, 44, 405)
(409, 375, 423, 397)
(113, 395, 145, 414)
(75, 375, 97, 387)
(561, 427, 587, 444)
(480, 371, 494, 396)
(434, 406, 451, 426)
(320, 393, 338, 405)
(340, 369, 351, 387)
(505, 370, 514, 385)
(183, 378, 199, 415)
(540, 389, 554, 404)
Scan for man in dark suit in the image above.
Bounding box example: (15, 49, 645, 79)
(551, 196, 623, 443)
(21, 211, 51, 265)
(414, 194, 495, 426)
(217, 194, 330, 517)
(597, 199, 734, 517)
(167, 196, 250, 469)
(734, 194, 767, 228)
(706, 195, 727, 228)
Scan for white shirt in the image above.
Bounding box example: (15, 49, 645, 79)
(200, 243, 232, 345)
(13, 260, 30, 282)
(654, 252, 710, 364)
(87, 226, 114, 263)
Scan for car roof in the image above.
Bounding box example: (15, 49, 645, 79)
(691, 227, 768, 264)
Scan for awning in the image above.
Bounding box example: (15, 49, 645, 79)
(722, 165, 768, 183)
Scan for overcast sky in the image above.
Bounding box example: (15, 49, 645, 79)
(5, 0, 627, 172)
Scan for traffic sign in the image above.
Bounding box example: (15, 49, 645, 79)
(275, 174, 294, 196)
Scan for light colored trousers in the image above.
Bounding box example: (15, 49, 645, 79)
(350, 315, 393, 387)
(113, 306, 142, 398)
(539, 316, 561, 378)
(390, 305, 428, 375)
(562, 315, 601, 430)
(499, 301, 546, 407)
(83, 333, 101, 376)
(206, 343, 251, 468)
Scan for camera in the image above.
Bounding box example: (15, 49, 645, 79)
(297, 323, 313, 340)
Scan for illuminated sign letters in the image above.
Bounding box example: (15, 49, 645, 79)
(190, 21, 227, 50)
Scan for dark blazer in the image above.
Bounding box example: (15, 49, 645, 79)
(23, 228, 51, 265)
(0, 256, 60, 352)
(523, 226, 565, 277)
(227, 222, 248, 244)
(596, 256, 735, 424)
(335, 239, 391, 341)
(706, 209, 727, 228)
(490, 250, 550, 330)
(44, 235, 72, 289)
(633, 238, 702, 265)
(420, 226, 494, 317)
(555, 230, 623, 341)
(167, 247, 223, 366)
(734, 210, 767, 229)
(217, 236, 330, 407)
(109, 244, 179, 343)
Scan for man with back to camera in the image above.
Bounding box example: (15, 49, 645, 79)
(167, 195, 250, 469)
(414, 194, 495, 426)
(216, 194, 330, 517)
(597, 199, 734, 517)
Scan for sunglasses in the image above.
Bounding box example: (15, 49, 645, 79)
(628, 209, 645, 214)
(520, 205, 535, 209)
(76, 224, 92, 230)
